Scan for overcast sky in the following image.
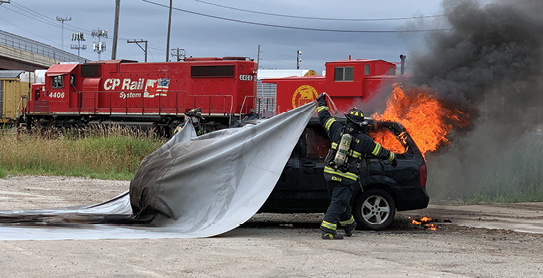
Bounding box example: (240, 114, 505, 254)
(1, 0, 449, 72)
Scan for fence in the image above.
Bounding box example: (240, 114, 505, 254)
(0, 29, 87, 64)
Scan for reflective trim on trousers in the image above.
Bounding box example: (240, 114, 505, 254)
(321, 220, 337, 231)
(340, 216, 355, 226)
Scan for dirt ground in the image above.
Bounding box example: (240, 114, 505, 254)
(1, 176, 543, 277)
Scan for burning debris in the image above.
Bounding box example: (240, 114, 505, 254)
(408, 216, 452, 231)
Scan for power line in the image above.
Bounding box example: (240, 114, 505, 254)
(7, 1, 131, 42)
(194, 0, 447, 22)
(2, 5, 64, 30)
(0, 16, 62, 48)
(143, 0, 449, 33)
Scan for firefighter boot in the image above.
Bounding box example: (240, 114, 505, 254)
(321, 220, 344, 240)
(340, 216, 357, 237)
(321, 231, 344, 240)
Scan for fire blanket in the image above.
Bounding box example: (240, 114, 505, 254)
(129, 101, 316, 237)
(0, 101, 315, 240)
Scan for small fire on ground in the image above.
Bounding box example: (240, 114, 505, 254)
(409, 216, 452, 231)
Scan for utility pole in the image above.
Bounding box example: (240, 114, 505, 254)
(170, 48, 186, 62)
(111, 0, 121, 60)
(296, 50, 302, 70)
(56, 16, 72, 50)
(400, 54, 406, 75)
(70, 32, 87, 58)
(128, 39, 148, 62)
(257, 45, 260, 70)
(92, 28, 108, 60)
(166, 0, 173, 62)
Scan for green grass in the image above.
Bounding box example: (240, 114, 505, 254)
(0, 126, 166, 180)
(428, 132, 543, 204)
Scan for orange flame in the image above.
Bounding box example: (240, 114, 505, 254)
(372, 84, 469, 157)
(410, 216, 437, 231)
(369, 129, 406, 154)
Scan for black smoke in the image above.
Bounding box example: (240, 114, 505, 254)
(408, 0, 543, 202)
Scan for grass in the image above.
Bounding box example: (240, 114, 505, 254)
(465, 136, 543, 203)
(0, 125, 166, 180)
(429, 132, 543, 204)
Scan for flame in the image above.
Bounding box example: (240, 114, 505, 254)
(372, 84, 469, 157)
(369, 129, 406, 154)
(409, 216, 437, 231)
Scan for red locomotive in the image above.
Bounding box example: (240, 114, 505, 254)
(262, 58, 401, 114)
(23, 57, 258, 135)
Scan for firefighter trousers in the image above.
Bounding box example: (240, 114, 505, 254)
(321, 178, 354, 233)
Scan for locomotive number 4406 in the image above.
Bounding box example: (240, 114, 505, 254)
(49, 92, 66, 99)
(239, 75, 253, 81)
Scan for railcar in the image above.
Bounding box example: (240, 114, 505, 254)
(23, 57, 258, 135)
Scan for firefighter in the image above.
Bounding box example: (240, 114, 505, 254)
(174, 108, 208, 136)
(317, 94, 397, 239)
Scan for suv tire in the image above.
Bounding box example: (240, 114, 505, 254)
(353, 188, 396, 230)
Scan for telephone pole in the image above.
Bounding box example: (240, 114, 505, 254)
(166, 0, 173, 62)
(111, 0, 121, 60)
(257, 45, 261, 69)
(128, 39, 148, 62)
(296, 50, 302, 69)
(170, 48, 186, 62)
(56, 16, 72, 50)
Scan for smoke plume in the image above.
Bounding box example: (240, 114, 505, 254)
(409, 0, 543, 201)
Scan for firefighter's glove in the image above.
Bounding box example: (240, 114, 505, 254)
(317, 94, 327, 107)
(391, 157, 398, 168)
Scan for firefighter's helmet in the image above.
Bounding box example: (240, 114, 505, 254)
(186, 108, 204, 119)
(345, 108, 366, 126)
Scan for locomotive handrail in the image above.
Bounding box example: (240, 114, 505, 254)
(255, 97, 276, 115)
(186, 94, 234, 117)
(240, 95, 255, 117)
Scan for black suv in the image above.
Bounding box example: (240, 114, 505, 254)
(260, 118, 429, 230)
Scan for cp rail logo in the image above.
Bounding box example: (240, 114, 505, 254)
(291, 85, 318, 109)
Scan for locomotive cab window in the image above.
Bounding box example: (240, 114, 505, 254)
(334, 67, 353, 82)
(51, 76, 64, 88)
(364, 64, 370, 75)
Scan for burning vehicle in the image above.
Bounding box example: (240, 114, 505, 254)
(260, 117, 429, 230)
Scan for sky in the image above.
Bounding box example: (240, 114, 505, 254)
(0, 0, 445, 72)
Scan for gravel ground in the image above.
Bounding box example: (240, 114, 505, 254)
(1, 175, 543, 277)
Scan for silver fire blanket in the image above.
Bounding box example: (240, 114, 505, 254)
(129, 101, 316, 237)
(0, 101, 316, 240)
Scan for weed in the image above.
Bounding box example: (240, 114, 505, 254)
(0, 125, 166, 180)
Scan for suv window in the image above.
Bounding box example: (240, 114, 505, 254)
(304, 126, 330, 159)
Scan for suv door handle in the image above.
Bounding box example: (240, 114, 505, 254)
(302, 161, 316, 168)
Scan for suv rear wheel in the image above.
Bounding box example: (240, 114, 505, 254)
(353, 188, 396, 230)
